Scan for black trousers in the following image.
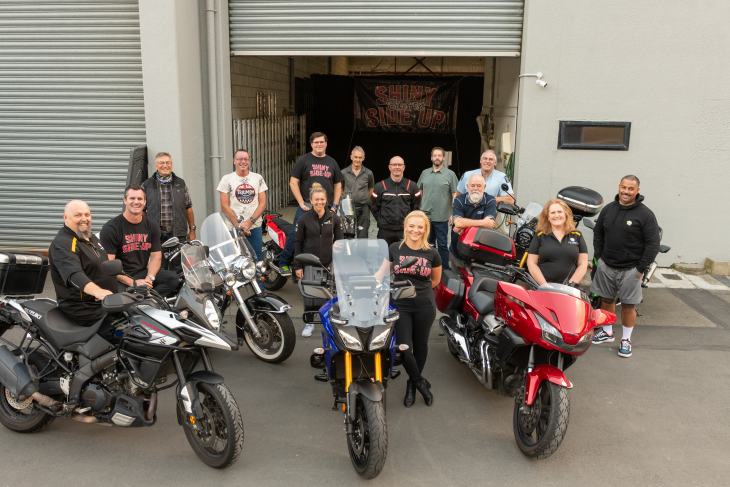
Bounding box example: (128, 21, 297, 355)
(354, 206, 371, 239)
(117, 268, 179, 298)
(377, 229, 402, 247)
(394, 294, 437, 380)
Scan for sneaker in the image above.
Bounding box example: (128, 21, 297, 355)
(618, 339, 632, 357)
(279, 265, 292, 277)
(592, 329, 615, 344)
(302, 323, 315, 337)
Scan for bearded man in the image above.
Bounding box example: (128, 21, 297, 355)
(448, 174, 498, 271)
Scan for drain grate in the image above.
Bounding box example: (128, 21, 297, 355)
(661, 274, 682, 281)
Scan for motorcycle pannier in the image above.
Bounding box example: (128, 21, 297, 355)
(557, 186, 603, 217)
(434, 269, 465, 313)
(0, 251, 49, 295)
(457, 228, 516, 266)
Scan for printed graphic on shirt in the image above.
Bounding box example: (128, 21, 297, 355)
(309, 164, 333, 178)
(394, 255, 433, 277)
(122, 233, 152, 253)
(235, 183, 256, 204)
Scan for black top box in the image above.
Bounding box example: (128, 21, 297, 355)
(0, 251, 49, 295)
(557, 186, 604, 217)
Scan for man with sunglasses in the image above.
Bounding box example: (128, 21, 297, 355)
(371, 156, 421, 246)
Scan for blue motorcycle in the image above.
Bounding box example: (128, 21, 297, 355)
(295, 239, 416, 479)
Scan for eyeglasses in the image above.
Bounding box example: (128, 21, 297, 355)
(312, 141, 326, 145)
(156, 162, 172, 166)
(234, 157, 250, 162)
(389, 164, 404, 167)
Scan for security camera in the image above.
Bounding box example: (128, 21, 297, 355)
(536, 79, 547, 88)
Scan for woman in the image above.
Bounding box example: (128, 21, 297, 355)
(388, 210, 442, 407)
(293, 183, 344, 337)
(526, 199, 588, 286)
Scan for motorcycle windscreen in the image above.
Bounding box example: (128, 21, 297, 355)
(338, 193, 355, 216)
(517, 202, 543, 228)
(332, 239, 390, 327)
(180, 244, 214, 289)
(200, 213, 254, 273)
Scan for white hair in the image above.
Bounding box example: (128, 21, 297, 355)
(351, 146, 365, 157)
(467, 173, 485, 186)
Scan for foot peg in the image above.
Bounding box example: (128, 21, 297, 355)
(314, 372, 328, 382)
(390, 369, 401, 380)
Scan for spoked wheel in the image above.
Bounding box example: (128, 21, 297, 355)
(0, 385, 54, 433)
(513, 380, 570, 459)
(347, 395, 387, 479)
(239, 310, 296, 363)
(263, 266, 287, 291)
(182, 383, 243, 469)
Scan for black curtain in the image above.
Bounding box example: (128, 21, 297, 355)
(311, 74, 484, 184)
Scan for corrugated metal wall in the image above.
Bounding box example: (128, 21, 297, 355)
(229, 0, 524, 55)
(0, 0, 146, 250)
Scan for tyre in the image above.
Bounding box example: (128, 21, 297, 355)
(181, 383, 244, 469)
(263, 268, 287, 291)
(0, 384, 55, 434)
(513, 380, 569, 459)
(238, 310, 296, 363)
(347, 395, 388, 479)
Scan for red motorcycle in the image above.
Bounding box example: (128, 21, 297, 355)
(434, 228, 616, 458)
(260, 210, 291, 291)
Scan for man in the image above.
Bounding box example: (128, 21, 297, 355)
(278, 132, 344, 277)
(48, 200, 117, 327)
(141, 152, 196, 245)
(591, 175, 660, 358)
(371, 156, 421, 246)
(342, 146, 375, 238)
(218, 148, 268, 261)
(456, 150, 515, 204)
(449, 174, 498, 271)
(417, 147, 459, 269)
(100, 185, 179, 297)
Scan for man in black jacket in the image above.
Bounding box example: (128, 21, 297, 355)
(591, 175, 659, 358)
(371, 156, 421, 246)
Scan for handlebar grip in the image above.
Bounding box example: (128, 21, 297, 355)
(125, 285, 149, 294)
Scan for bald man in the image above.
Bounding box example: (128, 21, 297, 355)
(371, 156, 421, 246)
(48, 200, 117, 327)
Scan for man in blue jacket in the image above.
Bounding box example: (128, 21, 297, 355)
(591, 175, 660, 358)
(448, 174, 497, 271)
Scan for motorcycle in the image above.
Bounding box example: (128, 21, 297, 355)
(172, 213, 296, 364)
(0, 257, 244, 468)
(295, 240, 417, 479)
(434, 240, 616, 458)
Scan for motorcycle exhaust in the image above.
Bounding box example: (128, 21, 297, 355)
(0, 345, 39, 401)
(439, 316, 469, 361)
(643, 261, 658, 286)
(31, 391, 59, 408)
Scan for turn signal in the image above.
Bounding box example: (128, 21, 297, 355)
(314, 348, 324, 354)
(189, 415, 196, 425)
(398, 344, 409, 351)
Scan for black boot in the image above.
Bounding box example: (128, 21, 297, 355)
(414, 378, 433, 406)
(404, 380, 416, 408)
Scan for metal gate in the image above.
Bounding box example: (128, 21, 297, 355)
(233, 115, 307, 213)
(229, 0, 524, 56)
(0, 0, 146, 250)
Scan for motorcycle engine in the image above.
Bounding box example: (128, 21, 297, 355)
(81, 383, 114, 412)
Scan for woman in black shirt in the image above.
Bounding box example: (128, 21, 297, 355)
(526, 199, 588, 286)
(388, 210, 442, 408)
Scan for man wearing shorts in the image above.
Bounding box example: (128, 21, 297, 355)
(591, 175, 660, 358)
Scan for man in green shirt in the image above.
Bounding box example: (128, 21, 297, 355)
(417, 147, 459, 270)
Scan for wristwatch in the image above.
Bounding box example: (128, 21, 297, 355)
(147, 274, 155, 282)
(189, 225, 196, 231)
(250, 217, 256, 223)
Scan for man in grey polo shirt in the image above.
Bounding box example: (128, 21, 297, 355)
(342, 146, 375, 238)
(417, 147, 459, 270)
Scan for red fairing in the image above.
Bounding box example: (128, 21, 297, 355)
(459, 227, 516, 259)
(434, 281, 453, 313)
(529, 291, 592, 345)
(265, 217, 287, 249)
(524, 365, 572, 405)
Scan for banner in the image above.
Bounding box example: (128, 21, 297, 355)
(354, 79, 458, 133)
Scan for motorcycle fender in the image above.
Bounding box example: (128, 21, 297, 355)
(347, 381, 385, 423)
(524, 365, 572, 406)
(245, 293, 292, 314)
(179, 371, 225, 419)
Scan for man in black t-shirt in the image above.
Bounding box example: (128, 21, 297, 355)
(100, 185, 179, 298)
(278, 132, 344, 276)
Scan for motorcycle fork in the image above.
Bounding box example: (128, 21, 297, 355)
(231, 284, 262, 338)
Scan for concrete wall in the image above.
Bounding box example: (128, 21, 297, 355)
(515, 0, 730, 266)
(349, 56, 484, 75)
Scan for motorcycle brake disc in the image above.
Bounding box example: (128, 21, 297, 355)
(5, 388, 33, 410)
(252, 318, 275, 348)
(193, 404, 217, 447)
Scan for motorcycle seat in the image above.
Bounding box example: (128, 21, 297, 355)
(468, 276, 499, 315)
(22, 299, 104, 348)
(271, 217, 292, 236)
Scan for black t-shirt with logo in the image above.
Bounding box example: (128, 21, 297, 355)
(388, 242, 442, 298)
(528, 230, 587, 283)
(290, 152, 344, 205)
(100, 214, 162, 275)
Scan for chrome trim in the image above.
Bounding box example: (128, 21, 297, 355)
(111, 413, 135, 427)
(557, 195, 602, 212)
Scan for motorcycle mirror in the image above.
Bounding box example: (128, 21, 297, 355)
(583, 219, 595, 230)
(496, 201, 518, 215)
(162, 237, 180, 248)
(400, 256, 418, 268)
(294, 253, 323, 267)
(101, 259, 123, 276)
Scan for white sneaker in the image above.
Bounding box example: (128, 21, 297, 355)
(302, 323, 315, 337)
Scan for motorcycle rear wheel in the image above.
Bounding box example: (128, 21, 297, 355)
(513, 380, 569, 459)
(0, 385, 55, 433)
(347, 395, 387, 479)
(263, 268, 287, 291)
(182, 383, 244, 469)
(239, 310, 296, 363)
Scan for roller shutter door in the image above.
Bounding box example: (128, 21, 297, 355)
(229, 0, 524, 56)
(0, 0, 146, 250)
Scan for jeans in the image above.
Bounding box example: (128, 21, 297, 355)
(279, 206, 307, 267)
(355, 206, 371, 239)
(118, 268, 180, 298)
(245, 225, 263, 261)
(428, 220, 451, 270)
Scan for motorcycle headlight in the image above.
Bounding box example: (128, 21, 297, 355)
(578, 329, 593, 344)
(534, 312, 562, 345)
(369, 329, 390, 350)
(515, 228, 534, 248)
(337, 329, 363, 351)
(223, 272, 237, 287)
(204, 299, 220, 329)
(256, 260, 266, 274)
(235, 257, 256, 281)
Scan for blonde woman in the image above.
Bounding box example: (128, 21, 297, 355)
(526, 199, 588, 286)
(388, 210, 442, 408)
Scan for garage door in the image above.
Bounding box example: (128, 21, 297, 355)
(229, 0, 524, 56)
(0, 0, 146, 250)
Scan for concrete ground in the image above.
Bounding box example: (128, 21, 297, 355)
(1, 207, 729, 486)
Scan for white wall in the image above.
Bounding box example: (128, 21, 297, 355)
(515, 0, 730, 265)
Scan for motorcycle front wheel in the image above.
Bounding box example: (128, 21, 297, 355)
(347, 395, 387, 479)
(181, 383, 244, 469)
(263, 268, 287, 291)
(238, 310, 296, 363)
(513, 380, 569, 459)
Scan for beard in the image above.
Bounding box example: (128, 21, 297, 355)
(75, 225, 92, 240)
(468, 191, 483, 204)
